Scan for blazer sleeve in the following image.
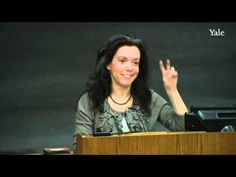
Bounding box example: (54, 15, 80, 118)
(151, 90, 185, 131)
(73, 93, 94, 147)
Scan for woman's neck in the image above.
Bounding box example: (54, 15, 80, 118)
(108, 84, 133, 112)
(111, 85, 131, 99)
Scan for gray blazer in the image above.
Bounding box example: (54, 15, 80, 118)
(73, 89, 185, 145)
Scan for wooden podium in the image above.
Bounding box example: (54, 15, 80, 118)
(74, 131, 236, 155)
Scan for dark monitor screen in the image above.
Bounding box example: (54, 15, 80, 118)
(185, 106, 236, 132)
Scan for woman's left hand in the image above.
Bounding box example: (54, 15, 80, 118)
(159, 59, 178, 92)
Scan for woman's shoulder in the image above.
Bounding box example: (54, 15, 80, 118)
(75, 91, 93, 111)
(149, 89, 161, 98)
(149, 89, 167, 105)
(75, 91, 91, 108)
(78, 91, 89, 102)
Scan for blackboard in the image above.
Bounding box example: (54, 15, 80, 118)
(0, 22, 235, 154)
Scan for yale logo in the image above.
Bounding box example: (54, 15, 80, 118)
(209, 28, 225, 36)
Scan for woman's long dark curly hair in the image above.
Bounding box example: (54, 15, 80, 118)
(86, 34, 151, 114)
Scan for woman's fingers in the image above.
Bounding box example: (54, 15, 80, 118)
(166, 59, 171, 70)
(159, 60, 165, 73)
(159, 59, 172, 72)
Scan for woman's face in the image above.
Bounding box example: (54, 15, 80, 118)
(107, 45, 140, 88)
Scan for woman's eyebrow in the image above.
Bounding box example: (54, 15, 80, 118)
(117, 56, 140, 60)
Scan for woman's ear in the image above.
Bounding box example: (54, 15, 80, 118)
(106, 64, 110, 71)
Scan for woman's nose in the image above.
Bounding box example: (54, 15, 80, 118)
(126, 63, 133, 71)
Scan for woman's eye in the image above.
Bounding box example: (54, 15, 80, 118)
(120, 59, 126, 63)
(133, 61, 140, 66)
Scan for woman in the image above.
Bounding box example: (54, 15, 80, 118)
(74, 34, 188, 142)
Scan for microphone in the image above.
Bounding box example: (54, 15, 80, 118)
(221, 125, 235, 132)
(93, 130, 138, 137)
